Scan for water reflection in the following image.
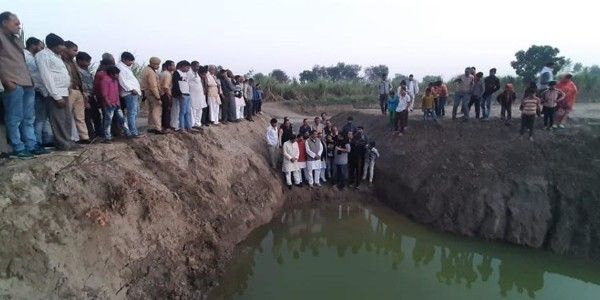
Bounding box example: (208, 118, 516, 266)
(210, 204, 600, 300)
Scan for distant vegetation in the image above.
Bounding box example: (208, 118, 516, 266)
(252, 45, 599, 107)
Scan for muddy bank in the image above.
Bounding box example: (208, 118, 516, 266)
(345, 113, 600, 259)
(0, 117, 285, 299)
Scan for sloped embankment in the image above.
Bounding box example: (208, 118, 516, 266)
(347, 114, 600, 259)
(0, 117, 283, 299)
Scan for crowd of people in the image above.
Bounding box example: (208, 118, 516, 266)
(378, 65, 579, 141)
(0, 11, 264, 158)
(266, 114, 379, 190)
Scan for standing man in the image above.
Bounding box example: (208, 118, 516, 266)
(378, 74, 392, 115)
(406, 74, 420, 111)
(206, 65, 221, 125)
(555, 74, 578, 128)
(305, 129, 324, 188)
(24, 37, 54, 148)
(452, 67, 474, 121)
(63, 41, 90, 143)
(159, 60, 175, 132)
(481, 68, 500, 120)
(142, 57, 164, 134)
(282, 134, 301, 189)
(537, 62, 555, 93)
(218, 69, 235, 124)
(117, 52, 142, 138)
(76, 51, 100, 140)
(36, 33, 78, 151)
(243, 78, 254, 121)
(469, 72, 485, 119)
(265, 118, 279, 169)
(0, 12, 45, 157)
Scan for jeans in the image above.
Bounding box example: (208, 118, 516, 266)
(388, 110, 396, 127)
(500, 103, 512, 121)
(103, 107, 129, 140)
(542, 106, 556, 128)
(178, 95, 192, 130)
(481, 94, 493, 119)
(253, 100, 262, 114)
(395, 109, 408, 132)
(34, 92, 53, 145)
(124, 94, 139, 136)
(2, 85, 37, 152)
(335, 164, 348, 188)
(469, 96, 481, 119)
(423, 109, 437, 121)
(244, 100, 254, 120)
(85, 95, 104, 138)
(379, 94, 388, 114)
(452, 92, 471, 119)
(362, 160, 375, 183)
(435, 96, 447, 117)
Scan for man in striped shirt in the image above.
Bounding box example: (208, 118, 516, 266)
(519, 90, 541, 141)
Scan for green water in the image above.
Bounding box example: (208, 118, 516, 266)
(209, 203, 600, 300)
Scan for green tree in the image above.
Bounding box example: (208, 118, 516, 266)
(364, 65, 389, 81)
(510, 45, 569, 81)
(299, 70, 318, 83)
(254, 72, 266, 82)
(269, 69, 289, 83)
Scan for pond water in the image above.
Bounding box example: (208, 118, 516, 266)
(209, 203, 600, 300)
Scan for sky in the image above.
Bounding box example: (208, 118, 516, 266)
(3, 0, 598, 80)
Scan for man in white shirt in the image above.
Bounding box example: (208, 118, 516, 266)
(36, 33, 77, 151)
(407, 74, 419, 110)
(395, 88, 411, 136)
(305, 129, 324, 188)
(24, 37, 54, 147)
(282, 134, 302, 189)
(265, 118, 279, 169)
(116, 52, 142, 137)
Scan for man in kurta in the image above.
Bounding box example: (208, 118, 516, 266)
(63, 40, 90, 143)
(282, 134, 301, 189)
(142, 57, 163, 134)
(305, 129, 324, 188)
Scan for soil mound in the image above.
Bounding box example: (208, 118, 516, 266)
(347, 114, 600, 259)
(0, 117, 284, 299)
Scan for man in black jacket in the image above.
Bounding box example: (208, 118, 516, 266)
(481, 68, 500, 120)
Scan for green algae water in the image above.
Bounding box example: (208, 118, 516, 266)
(209, 203, 600, 300)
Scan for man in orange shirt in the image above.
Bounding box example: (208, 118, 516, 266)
(554, 74, 578, 128)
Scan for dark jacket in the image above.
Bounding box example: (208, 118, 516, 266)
(219, 77, 235, 95)
(171, 70, 186, 98)
(483, 75, 500, 97)
(496, 91, 517, 106)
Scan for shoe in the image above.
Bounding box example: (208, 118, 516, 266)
(288, 185, 293, 190)
(102, 139, 112, 144)
(77, 139, 92, 144)
(316, 183, 322, 187)
(13, 150, 34, 159)
(529, 136, 534, 142)
(31, 148, 50, 155)
(558, 124, 565, 129)
(552, 125, 558, 129)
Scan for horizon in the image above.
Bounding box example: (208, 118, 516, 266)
(4, 0, 598, 81)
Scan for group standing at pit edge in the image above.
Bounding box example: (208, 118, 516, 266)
(377, 65, 578, 141)
(0, 11, 264, 159)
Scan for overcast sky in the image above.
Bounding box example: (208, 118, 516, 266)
(4, 0, 598, 80)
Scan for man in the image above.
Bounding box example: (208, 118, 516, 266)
(341, 116, 357, 136)
(117, 52, 142, 137)
(142, 57, 163, 134)
(0, 12, 46, 157)
(265, 118, 279, 169)
(63, 41, 90, 143)
(36, 33, 78, 151)
(434, 81, 449, 117)
(469, 72, 485, 119)
(243, 78, 254, 121)
(350, 126, 368, 189)
(305, 129, 324, 188)
(298, 118, 312, 136)
(76, 51, 102, 139)
(219, 69, 235, 123)
(481, 68, 500, 120)
(538, 62, 554, 92)
(313, 116, 324, 134)
(24, 37, 54, 148)
(406, 74, 420, 110)
(452, 67, 474, 121)
(334, 132, 351, 190)
(206, 65, 221, 125)
(172, 60, 192, 132)
(159, 60, 175, 131)
(378, 75, 392, 115)
(555, 74, 578, 128)
(282, 134, 301, 189)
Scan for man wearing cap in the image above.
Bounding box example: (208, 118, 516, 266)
(36, 33, 78, 151)
(142, 57, 163, 134)
(0, 11, 48, 157)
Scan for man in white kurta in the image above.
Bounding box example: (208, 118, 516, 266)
(206, 67, 221, 125)
(305, 130, 324, 187)
(188, 66, 207, 127)
(282, 135, 301, 188)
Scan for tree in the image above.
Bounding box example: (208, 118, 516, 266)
(269, 69, 289, 83)
(572, 63, 584, 74)
(364, 65, 389, 81)
(510, 45, 570, 81)
(254, 72, 266, 82)
(422, 75, 442, 85)
(299, 70, 318, 83)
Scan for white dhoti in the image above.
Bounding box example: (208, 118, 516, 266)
(207, 96, 220, 124)
(170, 100, 180, 130)
(234, 96, 245, 120)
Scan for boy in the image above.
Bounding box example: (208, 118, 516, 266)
(253, 83, 263, 115)
(362, 141, 380, 184)
(519, 90, 541, 141)
(395, 88, 411, 136)
(422, 87, 437, 121)
(99, 66, 130, 142)
(387, 90, 399, 129)
(496, 83, 517, 125)
(539, 81, 566, 130)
